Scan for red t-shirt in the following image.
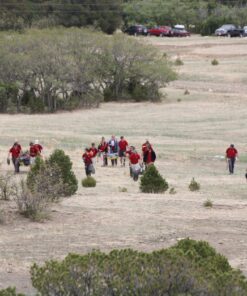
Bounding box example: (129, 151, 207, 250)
(146, 150, 153, 164)
(83, 152, 92, 165)
(129, 153, 140, 165)
(226, 147, 238, 158)
(119, 140, 128, 151)
(34, 144, 43, 153)
(30, 145, 39, 157)
(90, 147, 98, 157)
(99, 142, 108, 153)
(9, 145, 21, 158)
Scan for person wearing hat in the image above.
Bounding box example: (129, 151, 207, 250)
(7, 141, 22, 173)
(226, 144, 238, 174)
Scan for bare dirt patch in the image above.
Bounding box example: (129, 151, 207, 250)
(1, 35, 247, 294)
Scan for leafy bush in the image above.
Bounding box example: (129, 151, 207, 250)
(0, 287, 24, 296)
(204, 199, 213, 208)
(27, 160, 65, 202)
(184, 89, 190, 95)
(189, 178, 200, 191)
(30, 239, 247, 295)
(48, 149, 78, 196)
(119, 187, 127, 192)
(169, 187, 177, 195)
(0, 172, 16, 200)
(211, 58, 219, 66)
(140, 165, 168, 193)
(14, 181, 49, 222)
(174, 57, 184, 66)
(82, 176, 96, 188)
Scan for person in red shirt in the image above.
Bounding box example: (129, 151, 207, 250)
(34, 140, 43, 155)
(98, 137, 108, 167)
(8, 142, 22, 173)
(118, 136, 128, 166)
(90, 143, 98, 158)
(129, 147, 142, 181)
(143, 143, 156, 168)
(29, 142, 41, 165)
(226, 144, 238, 174)
(82, 148, 94, 176)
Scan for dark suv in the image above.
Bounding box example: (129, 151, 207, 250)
(215, 24, 243, 37)
(124, 25, 148, 36)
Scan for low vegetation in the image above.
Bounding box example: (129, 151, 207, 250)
(174, 57, 184, 66)
(140, 165, 168, 193)
(0, 172, 16, 200)
(82, 176, 97, 188)
(212, 58, 219, 65)
(189, 178, 200, 191)
(204, 199, 213, 208)
(119, 187, 128, 192)
(28, 238, 247, 295)
(169, 187, 177, 194)
(0, 287, 24, 296)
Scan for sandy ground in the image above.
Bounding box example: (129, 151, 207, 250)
(1, 35, 247, 294)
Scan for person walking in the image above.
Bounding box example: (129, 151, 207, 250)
(118, 136, 128, 166)
(143, 142, 156, 168)
(129, 147, 142, 181)
(108, 135, 118, 166)
(98, 137, 108, 166)
(7, 141, 22, 173)
(82, 148, 94, 176)
(226, 144, 238, 174)
(29, 142, 40, 165)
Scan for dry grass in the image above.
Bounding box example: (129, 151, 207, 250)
(1, 35, 247, 294)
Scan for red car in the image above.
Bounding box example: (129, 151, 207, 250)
(148, 26, 173, 37)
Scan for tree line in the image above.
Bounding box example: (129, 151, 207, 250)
(1, 0, 247, 34)
(0, 28, 176, 113)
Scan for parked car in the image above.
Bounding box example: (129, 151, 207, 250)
(148, 26, 173, 37)
(215, 24, 243, 37)
(172, 25, 190, 37)
(124, 25, 148, 36)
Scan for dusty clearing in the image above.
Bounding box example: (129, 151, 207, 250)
(1, 35, 247, 294)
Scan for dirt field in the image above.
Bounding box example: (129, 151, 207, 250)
(1, 35, 247, 294)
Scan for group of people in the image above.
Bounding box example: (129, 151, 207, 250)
(82, 136, 156, 181)
(7, 140, 43, 173)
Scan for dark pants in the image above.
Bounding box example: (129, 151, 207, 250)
(228, 157, 235, 174)
(12, 157, 20, 173)
(111, 158, 117, 166)
(103, 154, 108, 166)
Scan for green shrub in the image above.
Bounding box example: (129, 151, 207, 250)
(14, 181, 49, 222)
(48, 149, 78, 196)
(184, 89, 190, 95)
(204, 199, 213, 208)
(119, 187, 127, 192)
(211, 58, 219, 66)
(0, 172, 16, 200)
(27, 161, 65, 202)
(169, 187, 177, 195)
(174, 57, 184, 66)
(189, 178, 200, 191)
(82, 176, 96, 188)
(0, 287, 24, 296)
(140, 165, 168, 193)
(30, 239, 247, 295)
